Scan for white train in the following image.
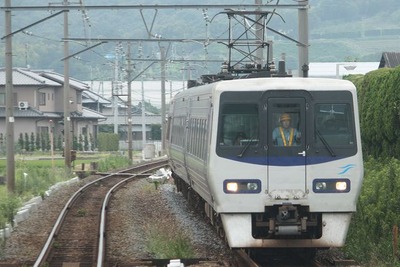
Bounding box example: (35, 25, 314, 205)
(166, 77, 363, 253)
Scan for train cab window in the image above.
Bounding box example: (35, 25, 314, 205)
(218, 104, 259, 147)
(271, 111, 302, 147)
(315, 104, 354, 146)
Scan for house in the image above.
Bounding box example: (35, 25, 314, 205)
(84, 80, 176, 150)
(379, 52, 400, 68)
(0, 68, 105, 151)
(82, 89, 111, 113)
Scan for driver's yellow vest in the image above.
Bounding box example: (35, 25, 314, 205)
(279, 127, 294, 146)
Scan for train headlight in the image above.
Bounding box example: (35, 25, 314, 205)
(224, 179, 261, 194)
(313, 179, 350, 193)
(336, 181, 348, 191)
(226, 182, 238, 192)
(247, 182, 259, 191)
(315, 182, 327, 190)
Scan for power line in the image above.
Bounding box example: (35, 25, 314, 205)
(2, 4, 306, 11)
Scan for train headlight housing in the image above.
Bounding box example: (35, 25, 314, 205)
(313, 179, 350, 193)
(315, 182, 327, 190)
(224, 179, 261, 194)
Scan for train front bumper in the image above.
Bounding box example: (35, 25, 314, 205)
(220, 213, 352, 248)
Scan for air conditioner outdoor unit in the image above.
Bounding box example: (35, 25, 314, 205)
(18, 101, 29, 110)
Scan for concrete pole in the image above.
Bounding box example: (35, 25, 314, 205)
(127, 43, 133, 161)
(113, 45, 119, 134)
(160, 46, 166, 155)
(63, 0, 71, 168)
(141, 75, 146, 147)
(5, 0, 15, 193)
(298, 0, 309, 77)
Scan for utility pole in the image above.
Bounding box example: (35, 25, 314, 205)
(126, 43, 133, 161)
(255, 0, 265, 66)
(160, 46, 166, 155)
(298, 0, 309, 77)
(5, 0, 15, 193)
(113, 43, 121, 134)
(63, 0, 71, 168)
(141, 74, 146, 148)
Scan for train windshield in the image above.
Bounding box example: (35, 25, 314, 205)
(218, 103, 259, 147)
(314, 103, 355, 146)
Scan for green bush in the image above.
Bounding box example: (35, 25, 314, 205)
(348, 66, 400, 158)
(97, 155, 131, 172)
(0, 192, 21, 227)
(345, 157, 400, 266)
(97, 133, 119, 151)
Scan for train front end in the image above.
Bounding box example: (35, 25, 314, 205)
(208, 78, 363, 249)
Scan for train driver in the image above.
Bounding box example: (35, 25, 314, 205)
(272, 113, 301, 146)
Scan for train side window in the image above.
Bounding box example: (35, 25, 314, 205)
(314, 104, 354, 146)
(218, 104, 259, 146)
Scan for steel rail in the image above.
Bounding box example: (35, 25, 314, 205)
(97, 159, 168, 266)
(96, 176, 136, 267)
(234, 249, 261, 267)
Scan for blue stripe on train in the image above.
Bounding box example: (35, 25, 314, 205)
(226, 156, 345, 166)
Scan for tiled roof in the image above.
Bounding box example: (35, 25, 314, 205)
(0, 107, 104, 120)
(82, 89, 111, 104)
(69, 108, 105, 119)
(37, 71, 90, 91)
(379, 52, 400, 68)
(0, 68, 61, 86)
(81, 107, 106, 119)
(0, 107, 62, 118)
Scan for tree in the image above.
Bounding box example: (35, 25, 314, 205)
(24, 133, 29, 151)
(35, 133, 40, 151)
(30, 132, 35, 151)
(18, 133, 24, 151)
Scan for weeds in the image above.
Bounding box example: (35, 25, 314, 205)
(97, 155, 131, 172)
(146, 220, 194, 258)
(0, 194, 20, 227)
(76, 208, 87, 217)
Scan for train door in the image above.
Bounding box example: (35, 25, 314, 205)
(266, 96, 307, 200)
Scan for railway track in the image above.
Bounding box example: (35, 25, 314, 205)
(33, 158, 168, 267)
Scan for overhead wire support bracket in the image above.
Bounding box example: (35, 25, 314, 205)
(1, 10, 64, 40)
(60, 41, 107, 61)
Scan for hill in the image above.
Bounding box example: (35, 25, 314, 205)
(0, 0, 399, 80)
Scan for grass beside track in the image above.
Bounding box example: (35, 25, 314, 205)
(0, 151, 140, 231)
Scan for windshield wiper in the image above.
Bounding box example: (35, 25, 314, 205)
(316, 130, 336, 157)
(237, 138, 256, 158)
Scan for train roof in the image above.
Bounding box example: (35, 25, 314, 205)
(172, 77, 356, 100)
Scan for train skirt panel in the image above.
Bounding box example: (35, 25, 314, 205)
(221, 213, 351, 248)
